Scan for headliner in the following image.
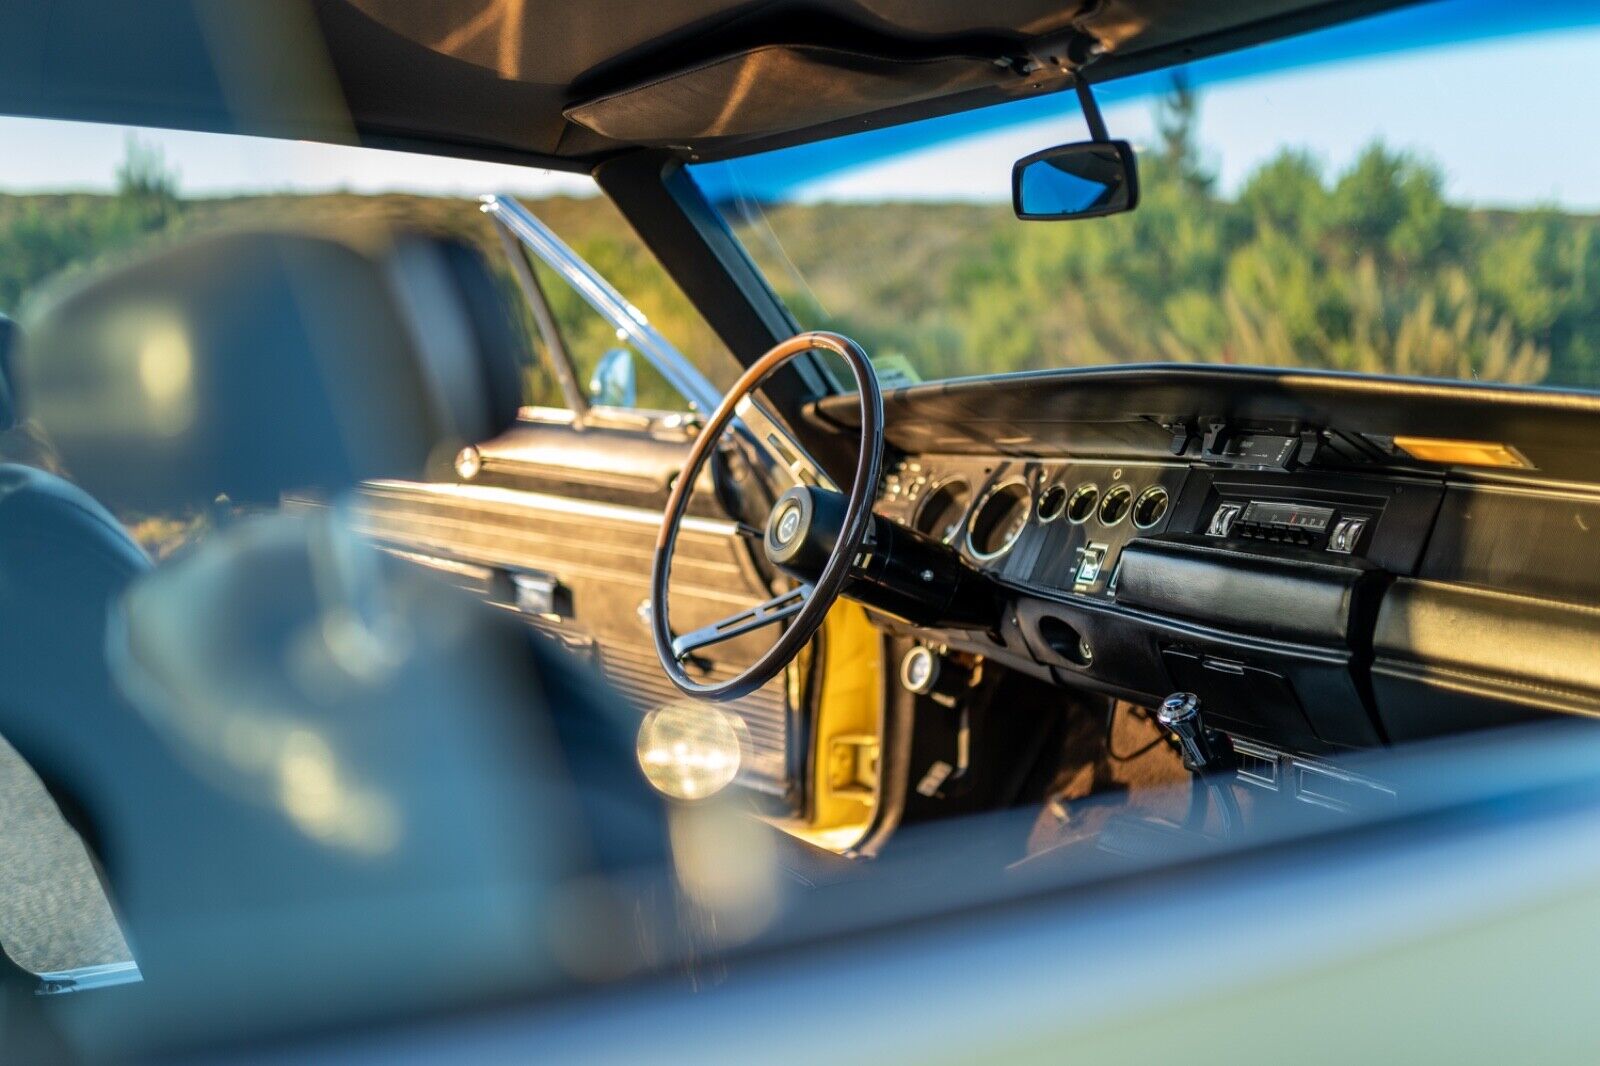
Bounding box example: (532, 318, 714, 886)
(0, 0, 1418, 173)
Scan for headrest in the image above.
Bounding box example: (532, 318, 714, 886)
(16, 227, 522, 510)
(0, 314, 17, 430)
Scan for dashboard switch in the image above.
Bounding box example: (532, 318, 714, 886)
(1075, 544, 1107, 585)
(1207, 502, 1244, 537)
(1327, 516, 1367, 554)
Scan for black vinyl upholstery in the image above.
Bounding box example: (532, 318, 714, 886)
(18, 228, 524, 511)
(0, 230, 667, 1054)
(0, 314, 17, 430)
(0, 464, 150, 684)
(0, 310, 153, 785)
(0, 309, 154, 972)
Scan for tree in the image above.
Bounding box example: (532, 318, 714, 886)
(1154, 69, 1215, 196)
(1238, 150, 1327, 239)
(115, 136, 180, 225)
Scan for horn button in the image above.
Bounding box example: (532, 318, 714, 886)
(765, 485, 847, 576)
(774, 500, 803, 546)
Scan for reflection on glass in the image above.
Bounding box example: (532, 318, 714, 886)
(1014, 142, 1136, 219)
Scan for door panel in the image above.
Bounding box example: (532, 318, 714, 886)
(355, 196, 810, 807)
(464, 413, 692, 510)
(353, 475, 797, 799)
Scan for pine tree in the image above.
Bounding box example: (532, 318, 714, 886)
(1155, 69, 1215, 196)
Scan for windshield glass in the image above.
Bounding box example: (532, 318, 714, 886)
(691, 0, 1600, 390)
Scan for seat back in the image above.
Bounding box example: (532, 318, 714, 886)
(0, 313, 18, 430)
(1, 226, 675, 1057)
(17, 227, 524, 511)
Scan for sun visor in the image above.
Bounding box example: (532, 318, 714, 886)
(565, 43, 1052, 147)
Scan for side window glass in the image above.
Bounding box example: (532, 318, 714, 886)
(525, 254, 692, 413)
(513, 196, 740, 414)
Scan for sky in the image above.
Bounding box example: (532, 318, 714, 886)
(794, 26, 1600, 211)
(0, 116, 593, 199)
(0, 23, 1597, 211)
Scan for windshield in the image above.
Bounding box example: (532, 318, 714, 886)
(691, 0, 1600, 390)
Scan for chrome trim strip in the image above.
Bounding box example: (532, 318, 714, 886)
(482, 195, 723, 416)
(34, 960, 142, 996)
(362, 480, 738, 538)
(518, 404, 578, 425)
(380, 547, 498, 584)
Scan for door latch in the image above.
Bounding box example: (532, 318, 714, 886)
(510, 570, 568, 620)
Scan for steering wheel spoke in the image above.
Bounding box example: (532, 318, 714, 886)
(670, 585, 813, 662)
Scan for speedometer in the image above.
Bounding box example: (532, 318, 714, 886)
(966, 481, 1030, 560)
(913, 478, 972, 544)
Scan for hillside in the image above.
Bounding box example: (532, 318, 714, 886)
(4, 141, 1600, 398)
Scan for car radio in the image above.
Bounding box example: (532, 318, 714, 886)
(1206, 499, 1369, 554)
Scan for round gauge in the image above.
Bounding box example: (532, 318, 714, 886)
(1098, 484, 1134, 526)
(900, 645, 940, 694)
(1065, 483, 1099, 524)
(1036, 484, 1068, 523)
(1132, 485, 1171, 529)
(913, 477, 972, 544)
(967, 481, 1031, 559)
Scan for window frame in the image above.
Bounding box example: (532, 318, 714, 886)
(484, 194, 720, 424)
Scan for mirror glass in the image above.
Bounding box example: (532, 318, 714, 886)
(588, 346, 637, 408)
(1013, 141, 1139, 221)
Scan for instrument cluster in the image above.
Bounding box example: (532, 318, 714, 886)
(879, 457, 1187, 592)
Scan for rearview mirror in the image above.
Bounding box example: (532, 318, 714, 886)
(589, 347, 637, 408)
(1013, 140, 1139, 221)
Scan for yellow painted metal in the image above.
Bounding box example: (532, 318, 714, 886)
(775, 600, 881, 852)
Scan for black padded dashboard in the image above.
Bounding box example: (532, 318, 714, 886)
(809, 365, 1600, 755)
(811, 363, 1600, 482)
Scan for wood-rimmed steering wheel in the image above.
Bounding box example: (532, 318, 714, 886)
(649, 331, 883, 702)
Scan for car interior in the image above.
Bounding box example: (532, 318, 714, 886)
(0, 0, 1598, 1060)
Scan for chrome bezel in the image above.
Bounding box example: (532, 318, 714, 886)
(1036, 483, 1068, 523)
(966, 479, 1031, 561)
(1065, 483, 1099, 525)
(1132, 485, 1171, 530)
(912, 475, 973, 544)
(1097, 484, 1134, 527)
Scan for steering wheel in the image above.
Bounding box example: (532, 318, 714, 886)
(650, 332, 883, 702)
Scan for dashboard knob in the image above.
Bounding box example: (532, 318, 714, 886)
(900, 645, 973, 708)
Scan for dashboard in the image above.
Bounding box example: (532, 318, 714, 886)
(882, 457, 1186, 595)
(875, 453, 1432, 753)
(811, 365, 1600, 761)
